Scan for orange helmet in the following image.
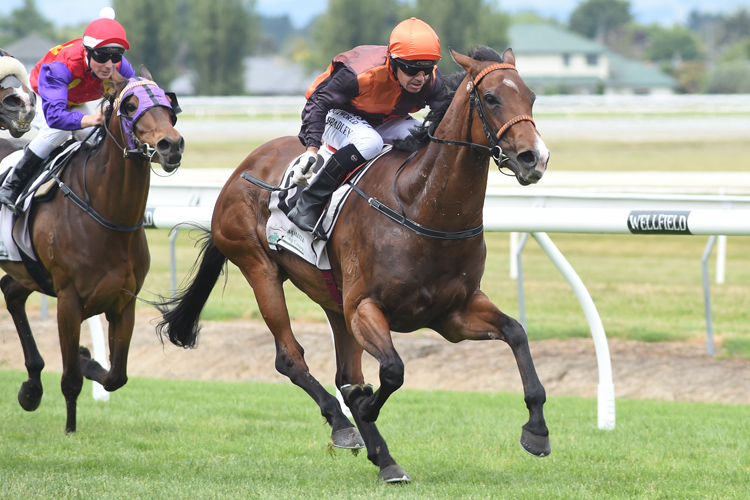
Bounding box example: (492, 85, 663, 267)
(388, 18, 441, 62)
(83, 16, 129, 51)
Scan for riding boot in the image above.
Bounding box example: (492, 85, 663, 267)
(0, 147, 45, 215)
(288, 143, 365, 238)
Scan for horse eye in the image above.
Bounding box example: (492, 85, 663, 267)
(484, 93, 500, 106)
(124, 102, 138, 114)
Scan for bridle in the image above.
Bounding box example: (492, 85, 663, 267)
(428, 63, 536, 176)
(105, 78, 177, 160)
(50, 78, 178, 232)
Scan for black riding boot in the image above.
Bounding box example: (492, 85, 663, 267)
(0, 147, 45, 214)
(287, 143, 365, 238)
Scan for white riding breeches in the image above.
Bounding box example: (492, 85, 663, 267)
(28, 103, 94, 158)
(321, 109, 420, 160)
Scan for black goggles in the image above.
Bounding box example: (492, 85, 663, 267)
(90, 50, 123, 64)
(394, 59, 436, 77)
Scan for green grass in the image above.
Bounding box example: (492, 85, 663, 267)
(1, 370, 748, 499)
(545, 139, 750, 172)
(129, 229, 750, 356)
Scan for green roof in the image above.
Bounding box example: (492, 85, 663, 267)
(508, 23, 676, 90)
(509, 23, 605, 54)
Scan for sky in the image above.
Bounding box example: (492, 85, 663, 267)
(1, 0, 749, 30)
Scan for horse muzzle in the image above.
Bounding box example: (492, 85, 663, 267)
(507, 138, 550, 185)
(155, 134, 185, 172)
(0, 88, 36, 138)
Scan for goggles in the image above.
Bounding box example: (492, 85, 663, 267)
(394, 59, 436, 77)
(90, 49, 124, 64)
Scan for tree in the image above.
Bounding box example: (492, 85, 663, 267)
(412, 0, 510, 72)
(306, 0, 404, 71)
(185, 0, 258, 95)
(0, 0, 55, 40)
(112, 0, 180, 85)
(569, 0, 632, 40)
(704, 61, 750, 93)
(644, 25, 702, 63)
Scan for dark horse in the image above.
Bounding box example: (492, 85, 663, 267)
(0, 67, 184, 433)
(157, 47, 549, 482)
(0, 49, 36, 138)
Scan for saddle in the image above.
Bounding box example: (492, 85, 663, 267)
(0, 140, 83, 296)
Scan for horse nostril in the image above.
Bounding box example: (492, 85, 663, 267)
(2, 95, 23, 110)
(157, 138, 173, 153)
(517, 150, 537, 167)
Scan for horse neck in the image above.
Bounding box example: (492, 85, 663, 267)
(401, 100, 490, 228)
(85, 134, 151, 225)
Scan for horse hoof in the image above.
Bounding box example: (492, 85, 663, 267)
(378, 464, 412, 484)
(18, 381, 43, 412)
(520, 428, 551, 457)
(331, 427, 365, 449)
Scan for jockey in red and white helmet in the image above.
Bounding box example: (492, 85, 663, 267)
(290, 18, 448, 238)
(0, 9, 136, 214)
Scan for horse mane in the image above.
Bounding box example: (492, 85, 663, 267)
(393, 45, 505, 153)
(86, 79, 130, 152)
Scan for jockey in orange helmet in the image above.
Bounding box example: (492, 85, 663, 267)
(289, 17, 448, 238)
(0, 10, 135, 214)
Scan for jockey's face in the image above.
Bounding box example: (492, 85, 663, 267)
(90, 57, 115, 80)
(396, 67, 429, 94)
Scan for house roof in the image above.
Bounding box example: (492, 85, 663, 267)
(509, 23, 605, 55)
(606, 51, 676, 89)
(508, 23, 676, 91)
(4, 33, 57, 65)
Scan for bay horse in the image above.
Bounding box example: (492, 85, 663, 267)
(0, 67, 184, 433)
(0, 49, 36, 138)
(157, 46, 549, 482)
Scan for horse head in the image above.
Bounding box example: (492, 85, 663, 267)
(451, 47, 549, 186)
(107, 67, 184, 172)
(0, 53, 37, 138)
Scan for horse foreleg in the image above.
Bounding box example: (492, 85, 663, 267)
(327, 311, 409, 483)
(56, 292, 84, 434)
(80, 301, 134, 392)
(438, 291, 550, 457)
(0, 275, 44, 411)
(345, 300, 404, 424)
(241, 264, 355, 445)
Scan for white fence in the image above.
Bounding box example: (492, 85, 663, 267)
(71, 167, 750, 430)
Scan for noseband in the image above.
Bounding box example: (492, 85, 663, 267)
(429, 63, 535, 175)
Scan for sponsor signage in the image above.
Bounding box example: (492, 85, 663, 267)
(627, 210, 691, 234)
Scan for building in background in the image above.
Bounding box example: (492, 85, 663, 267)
(509, 23, 676, 95)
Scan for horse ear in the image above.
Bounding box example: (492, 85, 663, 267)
(138, 65, 154, 81)
(502, 48, 516, 67)
(450, 48, 475, 73)
(110, 68, 127, 84)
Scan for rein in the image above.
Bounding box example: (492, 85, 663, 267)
(49, 78, 174, 232)
(428, 63, 535, 175)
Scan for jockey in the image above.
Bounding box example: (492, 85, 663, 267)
(0, 9, 136, 214)
(289, 17, 449, 238)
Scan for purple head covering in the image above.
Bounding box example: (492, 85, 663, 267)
(115, 77, 176, 149)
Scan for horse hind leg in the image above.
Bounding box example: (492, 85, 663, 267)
(239, 262, 360, 448)
(0, 275, 45, 411)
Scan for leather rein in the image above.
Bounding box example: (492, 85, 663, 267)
(49, 80, 166, 232)
(428, 63, 535, 177)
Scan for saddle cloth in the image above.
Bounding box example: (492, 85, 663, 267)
(0, 141, 82, 262)
(266, 144, 391, 270)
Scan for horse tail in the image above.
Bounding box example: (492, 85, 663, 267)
(155, 230, 227, 349)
